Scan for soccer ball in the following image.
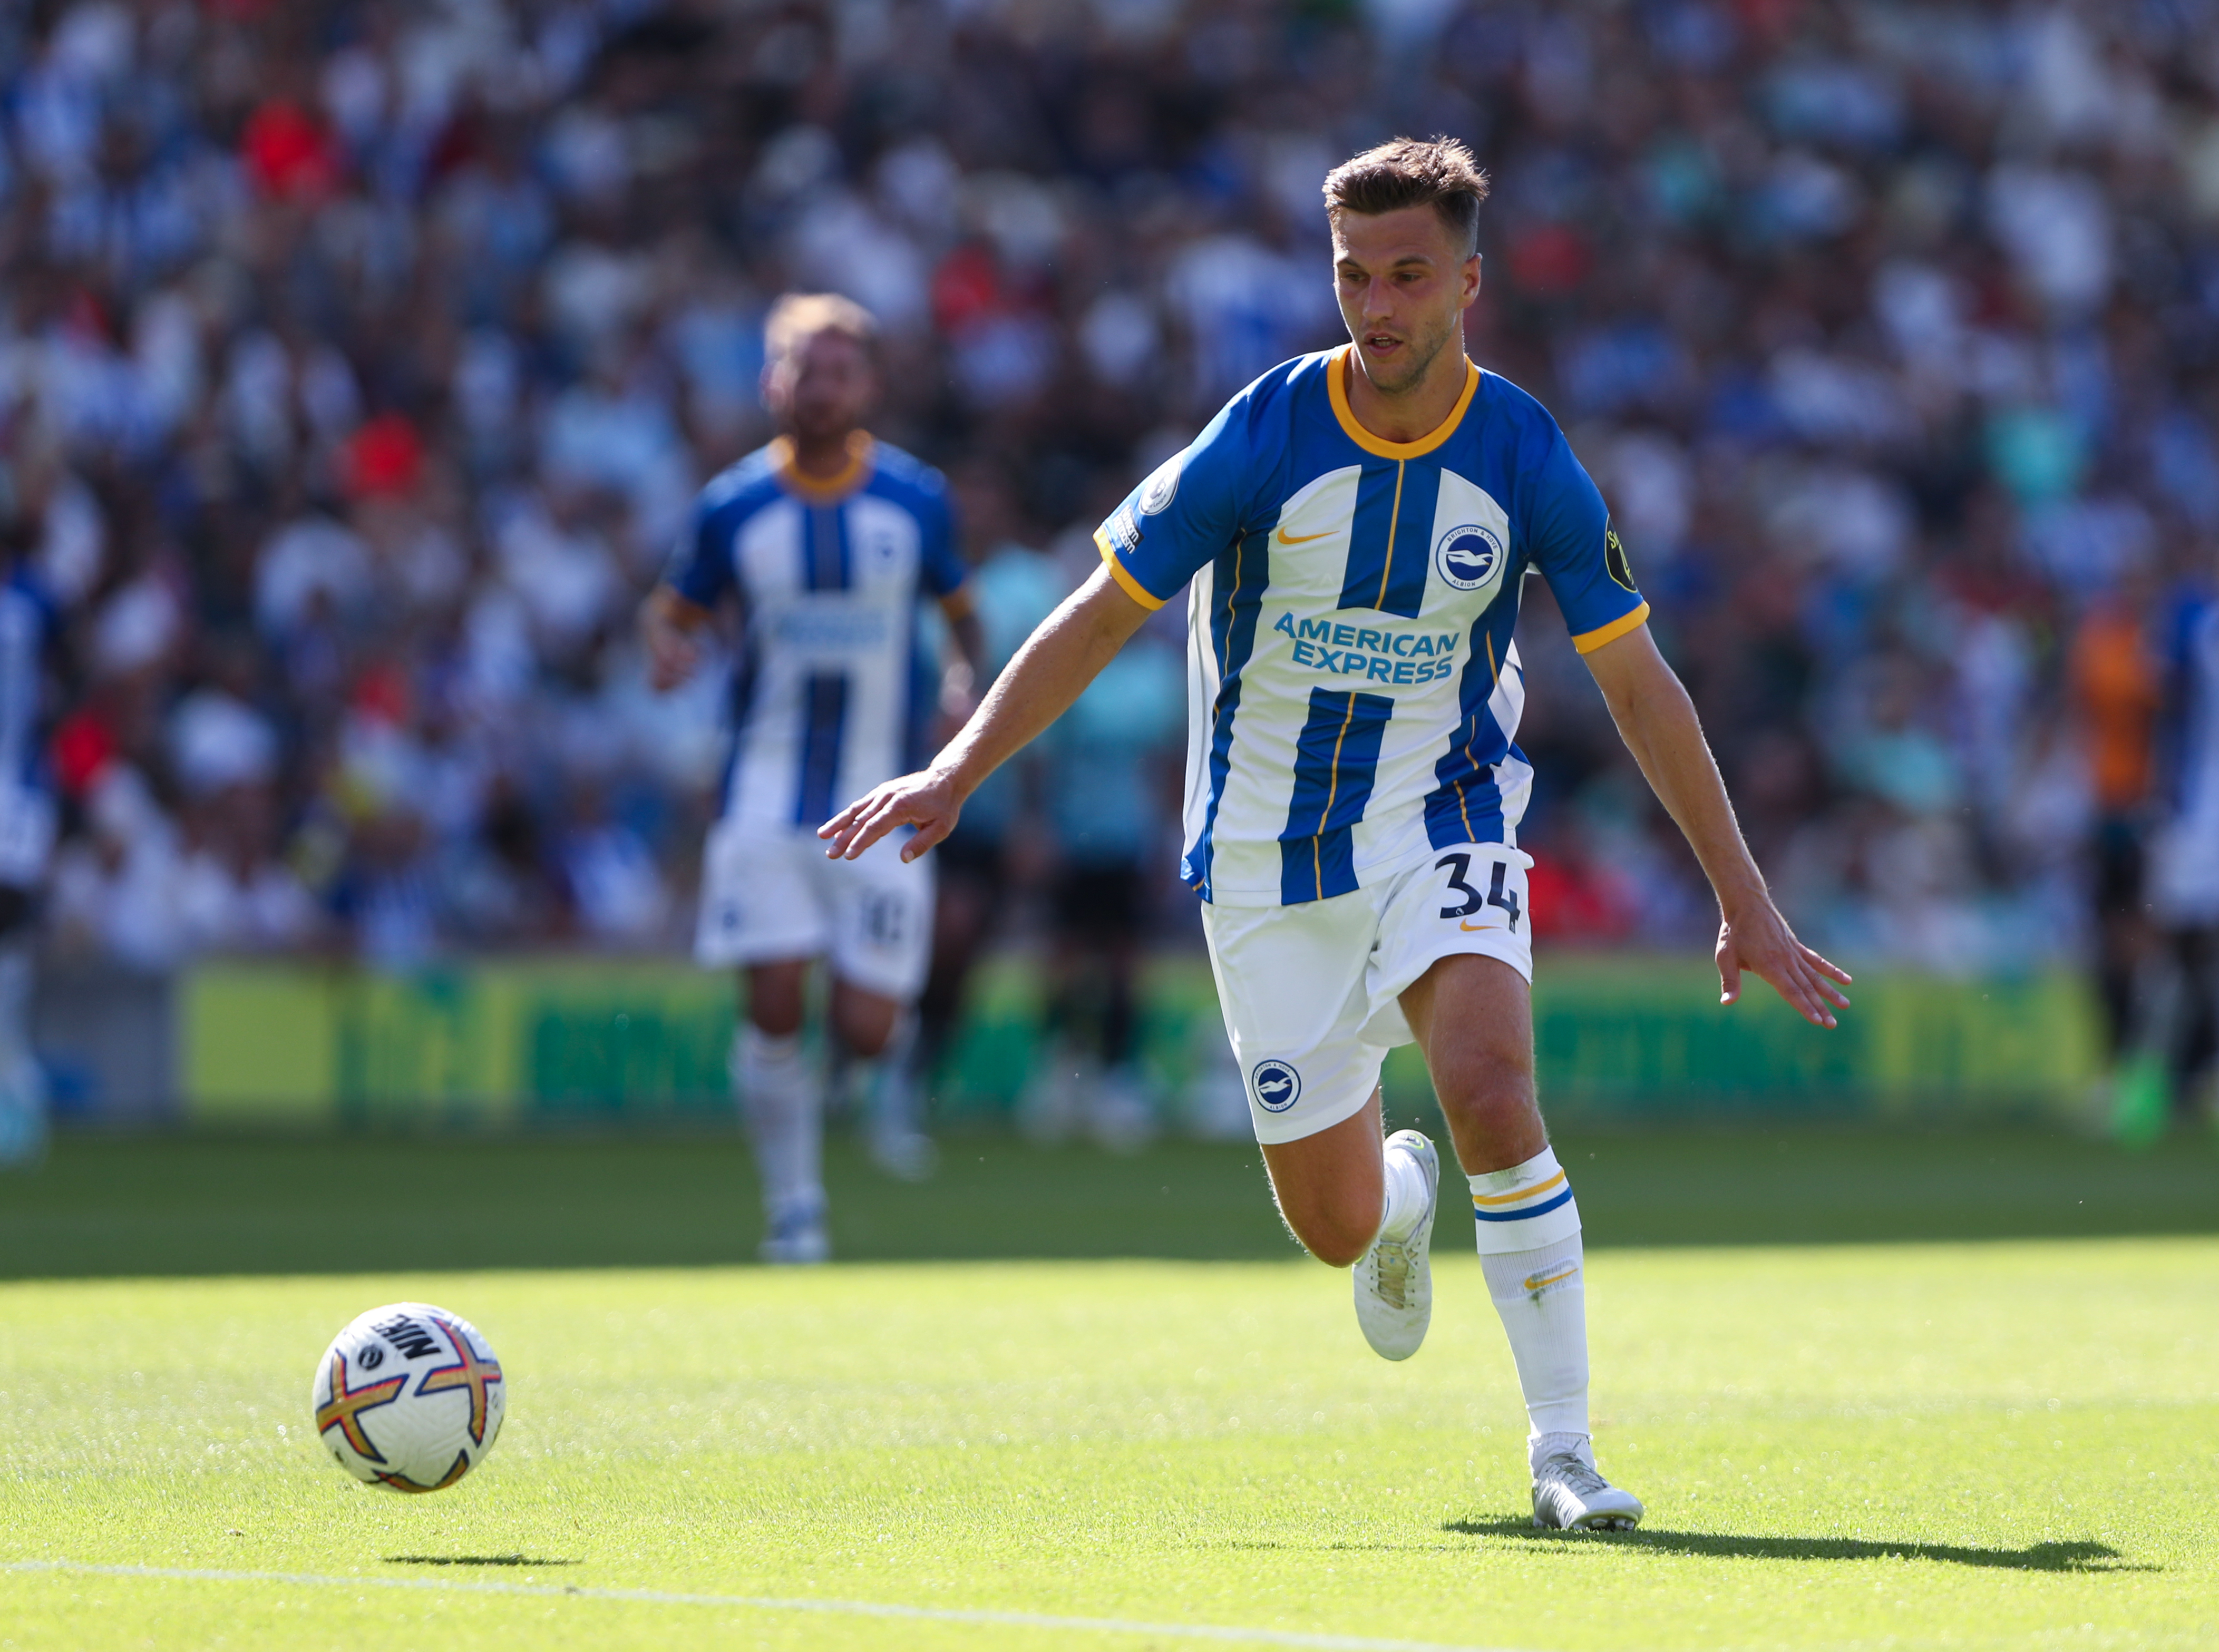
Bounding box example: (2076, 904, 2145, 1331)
(312, 1302, 505, 1493)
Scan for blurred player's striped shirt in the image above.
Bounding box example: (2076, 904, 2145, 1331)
(668, 434, 966, 830)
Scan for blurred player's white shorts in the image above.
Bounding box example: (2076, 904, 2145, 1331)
(2150, 807, 2219, 927)
(0, 784, 56, 889)
(694, 818, 934, 1000)
(1201, 844, 1533, 1146)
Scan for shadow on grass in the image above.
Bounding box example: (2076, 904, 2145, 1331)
(382, 1555, 579, 1567)
(1444, 1519, 2152, 1573)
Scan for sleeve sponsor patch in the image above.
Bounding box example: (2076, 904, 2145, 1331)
(1604, 524, 1637, 593)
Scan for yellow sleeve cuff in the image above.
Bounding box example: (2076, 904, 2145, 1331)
(1572, 601, 1650, 654)
(1095, 529, 1167, 611)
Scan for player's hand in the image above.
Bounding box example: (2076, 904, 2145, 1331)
(818, 768, 961, 863)
(935, 663, 979, 742)
(643, 617, 699, 692)
(1716, 898, 1852, 1030)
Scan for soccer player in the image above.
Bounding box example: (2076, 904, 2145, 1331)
(2145, 579, 2219, 1123)
(822, 139, 1853, 1528)
(645, 294, 983, 1263)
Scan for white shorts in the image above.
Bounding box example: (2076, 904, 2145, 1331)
(1201, 844, 1534, 1145)
(694, 819, 935, 1000)
(2151, 808, 2219, 927)
(0, 783, 55, 889)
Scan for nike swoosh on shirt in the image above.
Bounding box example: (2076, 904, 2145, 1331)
(1458, 920, 1493, 932)
(1275, 526, 1334, 544)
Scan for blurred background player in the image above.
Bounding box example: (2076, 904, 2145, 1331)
(2069, 582, 2164, 1130)
(1021, 608, 1184, 1148)
(0, 509, 60, 1167)
(912, 462, 1061, 1099)
(644, 294, 982, 1262)
(2139, 566, 2219, 1132)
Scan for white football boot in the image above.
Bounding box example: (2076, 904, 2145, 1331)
(760, 1201, 831, 1265)
(1352, 1129, 1438, 1360)
(1531, 1448, 1644, 1531)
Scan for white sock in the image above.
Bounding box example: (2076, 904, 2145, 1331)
(733, 1027, 822, 1227)
(1378, 1139, 1429, 1242)
(1469, 1146, 1590, 1474)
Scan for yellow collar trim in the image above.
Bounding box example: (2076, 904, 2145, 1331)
(773, 432, 875, 501)
(1327, 345, 1480, 460)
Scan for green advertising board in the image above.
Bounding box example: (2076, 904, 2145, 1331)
(184, 959, 736, 1128)
(181, 952, 2101, 1129)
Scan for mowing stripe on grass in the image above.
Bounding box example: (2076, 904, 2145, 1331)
(2, 1559, 1526, 1652)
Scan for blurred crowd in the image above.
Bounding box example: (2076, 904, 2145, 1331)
(1, 0, 2216, 1002)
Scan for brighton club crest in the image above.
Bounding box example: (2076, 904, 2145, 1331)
(1250, 1059, 1302, 1113)
(1434, 524, 1505, 592)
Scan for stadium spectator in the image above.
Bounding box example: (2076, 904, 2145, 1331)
(2071, 587, 2163, 1086)
(0, 0, 2215, 1015)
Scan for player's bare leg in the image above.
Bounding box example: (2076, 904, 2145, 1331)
(1402, 952, 1642, 1530)
(1253, 951, 1549, 1261)
(1398, 954, 1544, 1170)
(830, 978, 899, 1056)
(1259, 1090, 1440, 1361)
(747, 960, 811, 1038)
(1259, 1097, 1387, 1267)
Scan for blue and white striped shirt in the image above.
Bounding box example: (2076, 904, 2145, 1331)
(1094, 347, 1647, 908)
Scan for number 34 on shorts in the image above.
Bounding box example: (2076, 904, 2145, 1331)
(1432, 848, 1523, 934)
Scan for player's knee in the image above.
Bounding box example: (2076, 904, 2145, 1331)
(745, 966, 807, 1038)
(1277, 1185, 1382, 1269)
(748, 999, 804, 1038)
(840, 1020, 893, 1060)
(1433, 1047, 1537, 1138)
(830, 989, 899, 1057)
(1303, 1215, 1379, 1269)
(1432, 1027, 1532, 1099)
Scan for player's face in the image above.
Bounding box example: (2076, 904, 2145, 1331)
(764, 329, 877, 443)
(1331, 206, 1480, 395)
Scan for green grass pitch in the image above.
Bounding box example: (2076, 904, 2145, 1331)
(1, 1134, 2215, 1650)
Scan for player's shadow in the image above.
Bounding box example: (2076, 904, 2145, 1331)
(1443, 1520, 2150, 1573)
(383, 1555, 580, 1568)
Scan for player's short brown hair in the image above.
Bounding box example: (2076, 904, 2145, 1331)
(1322, 136, 1491, 258)
(764, 292, 877, 366)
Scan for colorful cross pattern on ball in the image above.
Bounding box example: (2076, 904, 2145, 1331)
(414, 1316, 504, 1446)
(374, 1450, 474, 1494)
(314, 1353, 405, 1464)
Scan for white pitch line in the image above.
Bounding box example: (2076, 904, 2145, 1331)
(3, 1559, 1528, 1652)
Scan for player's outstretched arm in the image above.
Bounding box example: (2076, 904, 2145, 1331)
(1582, 624, 1853, 1030)
(819, 565, 1152, 864)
